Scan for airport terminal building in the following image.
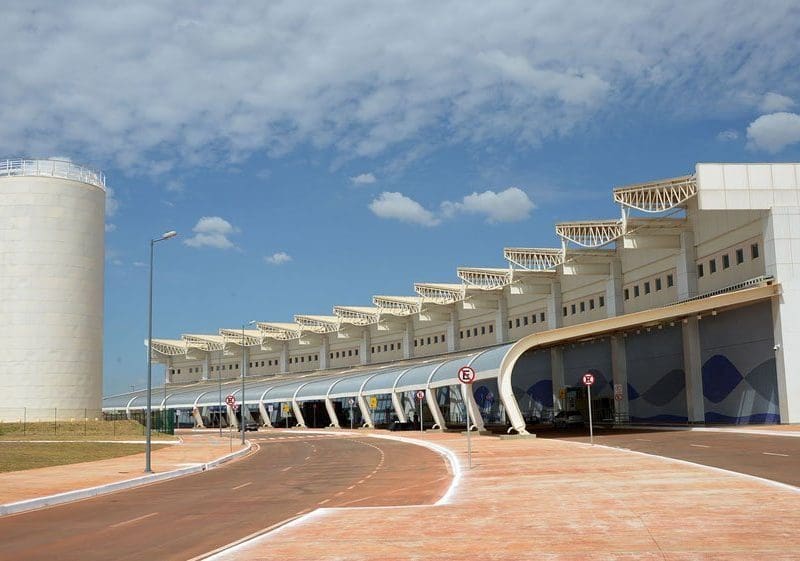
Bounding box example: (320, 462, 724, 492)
(103, 163, 800, 433)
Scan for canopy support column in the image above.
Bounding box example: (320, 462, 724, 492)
(461, 383, 485, 431)
(258, 401, 273, 428)
(280, 342, 289, 374)
(676, 229, 699, 300)
(446, 308, 460, 353)
(682, 316, 705, 423)
(319, 335, 330, 370)
(357, 395, 373, 428)
(496, 289, 509, 343)
(360, 327, 371, 365)
(425, 388, 446, 430)
(391, 391, 407, 423)
(201, 354, 209, 381)
(610, 335, 629, 422)
(325, 397, 340, 428)
(551, 347, 566, 412)
(403, 319, 414, 360)
(192, 407, 205, 428)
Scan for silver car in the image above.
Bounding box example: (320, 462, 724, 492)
(553, 410, 585, 428)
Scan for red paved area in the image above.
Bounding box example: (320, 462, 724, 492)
(215, 431, 800, 561)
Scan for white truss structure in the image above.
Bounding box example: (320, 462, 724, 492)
(294, 315, 341, 334)
(414, 283, 466, 305)
(556, 220, 625, 248)
(150, 339, 187, 356)
(613, 174, 696, 213)
(182, 334, 226, 352)
(372, 295, 422, 316)
(457, 267, 512, 290)
(257, 322, 301, 341)
(333, 306, 381, 326)
(219, 328, 262, 346)
(504, 247, 565, 270)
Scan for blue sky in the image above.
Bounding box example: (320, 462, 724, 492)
(2, 1, 800, 395)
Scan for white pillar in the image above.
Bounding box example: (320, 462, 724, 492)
(279, 342, 289, 374)
(461, 383, 485, 431)
(682, 317, 705, 423)
(676, 229, 699, 300)
(446, 307, 460, 353)
(192, 406, 205, 428)
(291, 400, 306, 428)
(496, 289, 509, 343)
(258, 401, 273, 428)
(201, 354, 209, 381)
(391, 391, 407, 423)
(547, 281, 563, 330)
(425, 387, 447, 430)
(606, 258, 624, 317)
(324, 397, 340, 428)
(551, 347, 566, 412)
(357, 395, 373, 428)
(360, 327, 371, 365)
(226, 404, 238, 429)
(610, 335, 628, 420)
(764, 207, 800, 423)
(403, 319, 414, 360)
(319, 335, 329, 370)
(164, 358, 172, 384)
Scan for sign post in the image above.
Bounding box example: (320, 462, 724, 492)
(416, 390, 425, 432)
(458, 365, 477, 469)
(225, 395, 236, 452)
(582, 373, 595, 445)
(348, 398, 355, 430)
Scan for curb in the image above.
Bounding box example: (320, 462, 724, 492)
(0, 441, 252, 517)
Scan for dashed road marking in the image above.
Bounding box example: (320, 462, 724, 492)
(347, 485, 356, 490)
(318, 498, 331, 505)
(110, 512, 158, 528)
(690, 444, 711, 448)
(232, 482, 252, 490)
(634, 438, 652, 442)
(763, 452, 789, 457)
(281, 466, 292, 472)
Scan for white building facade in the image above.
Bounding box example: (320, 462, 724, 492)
(106, 163, 799, 430)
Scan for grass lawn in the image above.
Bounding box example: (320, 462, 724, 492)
(0, 419, 177, 441)
(0, 442, 168, 472)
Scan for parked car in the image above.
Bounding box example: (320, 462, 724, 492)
(553, 410, 584, 428)
(243, 421, 260, 431)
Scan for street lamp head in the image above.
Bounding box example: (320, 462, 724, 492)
(162, 230, 178, 239)
(247, 320, 257, 326)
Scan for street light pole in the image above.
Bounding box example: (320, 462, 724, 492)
(241, 320, 256, 445)
(145, 230, 177, 474)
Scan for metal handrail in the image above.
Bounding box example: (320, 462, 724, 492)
(0, 159, 105, 189)
(667, 275, 774, 308)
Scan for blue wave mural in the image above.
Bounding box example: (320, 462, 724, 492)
(628, 368, 687, 423)
(702, 355, 779, 424)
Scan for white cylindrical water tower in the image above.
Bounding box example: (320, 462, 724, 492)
(0, 159, 105, 421)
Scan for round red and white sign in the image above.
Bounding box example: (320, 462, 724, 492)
(225, 394, 236, 406)
(458, 366, 477, 384)
(582, 373, 595, 386)
(416, 390, 425, 400)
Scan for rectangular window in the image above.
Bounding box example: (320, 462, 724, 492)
(235, 364, 239, 369)
(624, 288, 629, 300)
(335, 351, 339, 358)
(314, 355, 318, 361)
(459, 331, 463, 339)
(667, 274, 674, 287)
(300, 356, 304, 362)
(508, 320, 513, 329)
(481, 325, 486, 334)
(531, 314, 537, 324)
(571, 304, 576, 314)
(709, 258, 717, 274)
(383, 344, 388, 351)
(579, 301, 585, 312)
(634, 285, 640, 298)
(260, 361, 264, 367)
(390, 343, 394, 350)
(398, 341, 401, 349)
(589, 299, 595, 310)
(355, 348, 359, 355)
(473, 327, 478, 336)
(434, 335, 438, 343)
(331, 352, 335, 359)
(515, 318, 521, 328)
(655, 278, 662, 291)
(348, 349, 352, 356)
(523, 316, 528, 326)
(697, 263, 704, 278)
(371, 346, 375, 353)
(426, 337, 431, 344)
(466, 329, 471, 337)
(489, 324, 494, 333)
(540, 312, 545, 322)
(441, 334, 444, 342)
(722, 254, 730, 269)
(751, 243, 760, 259)
(644, 281, 650, 295)
(563, 306, 568, 316)
(736, 248, 744, 264)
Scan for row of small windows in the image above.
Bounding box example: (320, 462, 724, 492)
(290, 354, 318, 364)
(508, 312, 546, 329)
(624, 275, 673, 301)
(563, 296, 606, 316)
(248, 360, 278, 368)
(330, 348, 359, 359)
(416, 334, 445, 346)
(697, 243, 759, 278)
(460, 325, 492, 339)
(373, 342, 401, 353)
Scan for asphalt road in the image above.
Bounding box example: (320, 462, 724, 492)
(0, 433, 450, 561)
(539, 426, 800, 487)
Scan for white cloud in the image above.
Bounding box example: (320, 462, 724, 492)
(350, 172, 377, 185)
(165, 179, 184, 193)
(105, 186, 119, 217)
(716, 130, 739, 142)
(1, 2, 797, 171)
(132, 261, 147, 268)
(760, 92, 795, 113)
(441, 187, 535, 223)
(746, 112, 800, 153)
(264, 251, 292, 265)
(184, 216, 239, 249)
(105, 223, 117, 232)
(369, 192, 440, 227)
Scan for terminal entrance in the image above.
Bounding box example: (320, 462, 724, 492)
(301, 400, 330, 428)
(563, 386, 613, 423)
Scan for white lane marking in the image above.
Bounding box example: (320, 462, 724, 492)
(763, 452, 789, 457)
(281, 466, 292, 472)
(232, 481, 252, 490)
(318, 498, 330, 505)
(690, 444, 710, 448)
(304, 456, 311, 460)
(634, 438, 652, 442)
(110, 512, 158, 528)
(347, 485, 356, 490)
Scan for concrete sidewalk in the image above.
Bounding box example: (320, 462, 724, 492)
(213, 431, 800, 561)
(0, 433, 248, 506)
